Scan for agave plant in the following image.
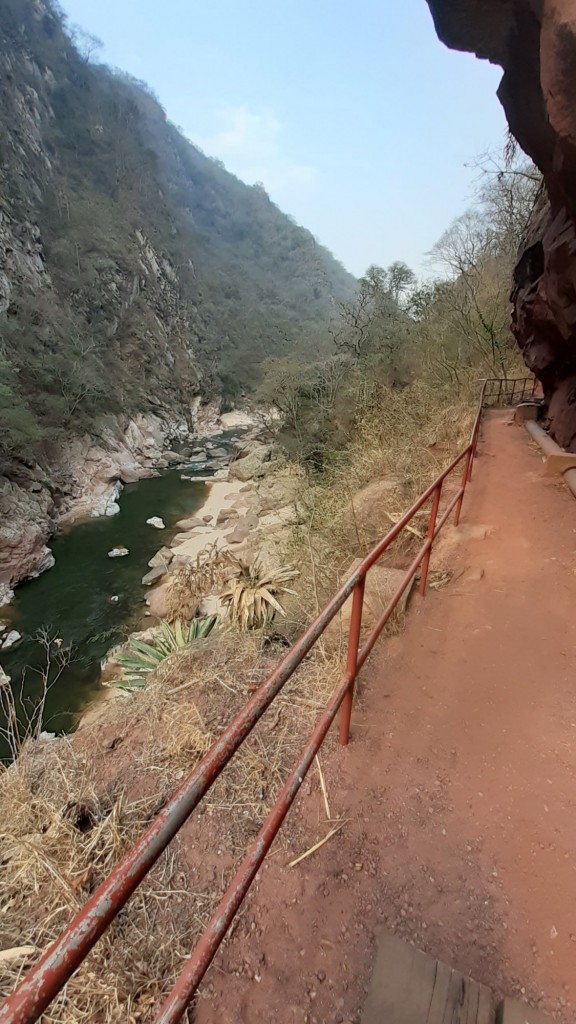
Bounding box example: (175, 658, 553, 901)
(112, 615, 217, 689)
(220, 559, 299, 631)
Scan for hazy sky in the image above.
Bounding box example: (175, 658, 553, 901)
(59, 0, 508, 277)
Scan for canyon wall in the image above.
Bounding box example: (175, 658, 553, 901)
(427, 0, 576, 449)
(0, 0, 355, 594)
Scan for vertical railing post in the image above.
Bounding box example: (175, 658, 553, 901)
(468, 424, 477, 483)
(468, 380, 486, 484)
(339, 577, 365, 746)
(454, 449, 472, 526)
(467, 438, 475, 482)
(511, 379, 517, 405)
(419, 483, 442, 597)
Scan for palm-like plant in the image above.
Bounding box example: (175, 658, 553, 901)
(112, 616, 217, 689)
(220, 559, 299, 630)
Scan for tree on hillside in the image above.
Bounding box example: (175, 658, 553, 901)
(385, 261, 417, 307)
(472, 149, 542, 255)
(330, 262, 413, 372)
(425, 151, 541, 379)
(256, 145, 542, 469)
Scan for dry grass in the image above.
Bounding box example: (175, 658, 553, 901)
(285, 379, 477, 621)
(165, 543, 233, 623)
(134, 633, 343, 840)
(0, 632, 343, 1020)
(0, 741, 199, 1021)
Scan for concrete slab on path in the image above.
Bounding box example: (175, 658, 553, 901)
(497, 999, 553, 1024)
(362, 932, 492, 1023)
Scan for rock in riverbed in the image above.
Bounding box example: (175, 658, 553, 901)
(142, 566, 166, 586)
(216, 508, 239, 525)
(146, 581, 170, 618)
(175, 517, 204, 530)
(146, 516, 165, 529)
(108, 546, 129, 558)
(1, 629, 22, 651)
(229, 445, 272, 482)
(148, 546, 174, 568)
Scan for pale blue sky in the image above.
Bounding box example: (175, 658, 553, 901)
(59, 0, 507, 276)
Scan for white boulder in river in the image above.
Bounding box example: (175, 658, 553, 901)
(146, 516, 165, 529)
(1, 629, 22, 651)
(108, 546, 129, 558)
(0, 665, 10, 688)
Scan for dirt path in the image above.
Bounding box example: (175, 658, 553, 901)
(196, 410, 576, 1024)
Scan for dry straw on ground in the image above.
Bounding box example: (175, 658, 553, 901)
(166, 543, 233, 623)
(0, 739, 198, 1022)
(0, 631, 343, 1020)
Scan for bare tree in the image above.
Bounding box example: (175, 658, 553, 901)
(308, 354, 351, 413)
(70, 24, 103, 63)
(0, 630, 73, 762)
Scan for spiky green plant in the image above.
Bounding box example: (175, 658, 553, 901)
(112, 616, 218, 689)
(220, 559, 299, 631)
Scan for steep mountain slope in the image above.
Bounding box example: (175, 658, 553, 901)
(0, 0, 355, 591)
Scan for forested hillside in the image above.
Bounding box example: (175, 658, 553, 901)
(0, 0, 355, 468)
(258, 147, 541, 471)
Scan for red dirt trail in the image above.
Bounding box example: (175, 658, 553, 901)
(196, 410, 576, 1024)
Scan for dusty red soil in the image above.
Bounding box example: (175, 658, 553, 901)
(194, 410, 576, 1024)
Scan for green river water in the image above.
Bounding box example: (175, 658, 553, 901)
(0, 457, 222, 761)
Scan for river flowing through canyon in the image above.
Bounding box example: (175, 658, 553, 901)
(0, 434, 242, 761)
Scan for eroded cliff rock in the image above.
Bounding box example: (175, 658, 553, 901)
(426, 0, 576, 449)
(0, 411, 191, 601)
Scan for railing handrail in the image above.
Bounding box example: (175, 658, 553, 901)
(0, 378, 506, 1024)
(481, 375, 539, 407)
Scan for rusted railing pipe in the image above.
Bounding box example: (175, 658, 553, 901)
(433, 487, 465, 539)
(454, 451, 471, 526)
(153, 674, 352, 1024)
(0, 593, 362, 1024)
(419, 483, 442, 597)
(339, 578, 365, 745)
(467, 380, 487, 481)
(357, 542, 425, 673)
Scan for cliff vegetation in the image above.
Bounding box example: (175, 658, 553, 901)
(0, 0, 354, 472)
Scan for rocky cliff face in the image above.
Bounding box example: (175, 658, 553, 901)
(426, 0, 576, 449)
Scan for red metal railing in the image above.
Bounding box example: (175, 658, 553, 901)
(0, 379, 501, 1024)
(482, 375, 539, 407)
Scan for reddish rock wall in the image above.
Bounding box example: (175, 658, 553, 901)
(426, 0, 576, 449)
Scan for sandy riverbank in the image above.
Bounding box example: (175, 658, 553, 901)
(171, 480, 252, 562)
(144, 477, 260, 617)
